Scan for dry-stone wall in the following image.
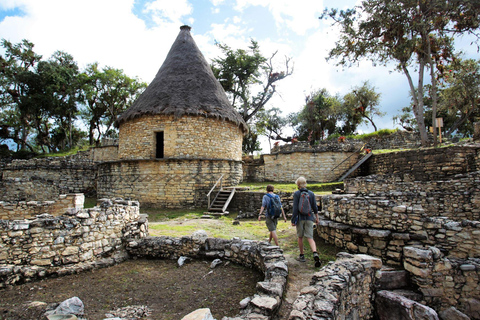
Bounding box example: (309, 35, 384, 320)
(97, 159, 242, 208)
(403, 246, 480, 317)
(118, 115, 243, 161)
(0, 198, 147, 287)
(0, 157, 97, 201)
(0, 193, 84, 220)
(318, 145, 480, 318)
(288, 253, 382, 320)
(126, 233, 288, 319)
(262, 151, 361, 183)
(363, 145, 480, 180)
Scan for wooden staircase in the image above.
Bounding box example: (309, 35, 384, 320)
(205, 175, 235, 216)
(207, 188, 236, 215)
(337, 152, 373, 182)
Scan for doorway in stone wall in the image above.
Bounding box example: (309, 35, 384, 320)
(156, 131, 164, 158)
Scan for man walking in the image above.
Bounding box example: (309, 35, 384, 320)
(258, 185, 287, 246)
(291, 176, 321, 268)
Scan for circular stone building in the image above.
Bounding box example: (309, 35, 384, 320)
(97, 25, 247, 208)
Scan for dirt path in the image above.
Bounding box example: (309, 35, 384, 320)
(275, 253, 319, 319)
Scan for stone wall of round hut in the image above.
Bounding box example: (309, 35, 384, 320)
(118, 115, 243, 161)
(97, 158, 242, 208)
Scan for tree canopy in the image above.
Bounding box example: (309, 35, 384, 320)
(321, 0, 480, 146)
(0, 39, 146, 154)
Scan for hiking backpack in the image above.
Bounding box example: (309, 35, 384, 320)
(298, 190, 312, 216)
(266, 193, 282, 218)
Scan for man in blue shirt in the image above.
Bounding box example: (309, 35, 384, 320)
(291, 176, 321, 267)
(258, 185, 287, 246)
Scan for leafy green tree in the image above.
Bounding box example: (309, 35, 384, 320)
(211, 40, 293, 124)
(255, 107, 290, 151)
(292, 89, 342, 144)
(32, 51, 82, 151)
(342, 81, 384, 132)
(0, 39, 42, 151)
(321, 0, 480, 146)
(437, 57, 480, 137)
(79, 63, 147, 146)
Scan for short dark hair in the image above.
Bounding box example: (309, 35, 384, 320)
(266, 185, 274, 192)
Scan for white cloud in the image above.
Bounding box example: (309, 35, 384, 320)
(210, 0, 225, 6)
(144, 0, 192, 25)
(0, 0, 193, 82)
(234, 0, 324, 35)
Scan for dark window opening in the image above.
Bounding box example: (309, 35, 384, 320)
(156, 132, 164, 158)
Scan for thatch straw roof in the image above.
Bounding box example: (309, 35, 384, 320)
(115, 25, 248, 133)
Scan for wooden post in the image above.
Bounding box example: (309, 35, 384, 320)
(436, 118, 443, 144)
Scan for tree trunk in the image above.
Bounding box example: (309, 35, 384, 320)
(402, 63, 429, 146)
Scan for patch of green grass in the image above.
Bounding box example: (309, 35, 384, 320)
(35, 145, 92, 158)
(84, 197, 97, 209)
(328, 128, 399, 141)
(237, 182, 343, 193)
(141, 208, 205, 222)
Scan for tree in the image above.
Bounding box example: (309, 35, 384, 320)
(255, 107, 290, 151)
(292, 89, 342, 144)
(437, 57, 480, 137)
(321, 0, 480, 146)
(211, 40, 293, 124)
(342, 81, 384, 132)
(0, 39, 42, 151)
(79, 63, 147, 146)
(33, 51, 82, 151)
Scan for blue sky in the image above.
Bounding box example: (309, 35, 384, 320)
(0, 0, 478, 151)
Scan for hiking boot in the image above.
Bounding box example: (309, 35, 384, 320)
(296, 254, 306, 262)
(313, 252, 321, 268)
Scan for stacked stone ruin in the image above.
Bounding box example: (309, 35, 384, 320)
(317, 144, 480, 318)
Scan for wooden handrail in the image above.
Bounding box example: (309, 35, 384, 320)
(207, 174, 224, 209)
(331, 143, 366, 172)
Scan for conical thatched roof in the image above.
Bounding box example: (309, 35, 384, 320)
(115, 25, 248, 133)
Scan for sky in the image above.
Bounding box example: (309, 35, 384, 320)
(0, 0, 478, 152)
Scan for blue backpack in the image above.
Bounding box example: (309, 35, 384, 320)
(266, 193, 282, 218)
(299, 190, 312, 216)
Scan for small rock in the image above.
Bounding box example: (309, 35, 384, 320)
(178, 256, 192, 267)
(210, 259, 222, 269)
(45, 297, 84, 317)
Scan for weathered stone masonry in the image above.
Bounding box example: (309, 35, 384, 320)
(0, 157, 97, 201)
(97, 158, 242, 208)
(126, 233, 288, 320)
(118, 115, 243, 161)
(318, 144, 480, 316)
(0, 199, 148, 287)
(0, 194, 84, 220)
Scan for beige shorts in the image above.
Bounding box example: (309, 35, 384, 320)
(296, 220, 314, 238)
(265, 216, 278, 232)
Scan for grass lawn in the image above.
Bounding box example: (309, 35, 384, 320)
(143, 207, 339, 266)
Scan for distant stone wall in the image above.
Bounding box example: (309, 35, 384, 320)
(126, 233, 287, 320)
(92, 145, 118, 162)
(97, 159, 242, 208)
(0, 199, 148, 287)
(345, 172, 480, 221)
(0, 176, 61, 201)
(0, 194, 85, 220)
(229, 191, 322, 218)
(288, 253, 382, 320)
(242, 156, 265, 182)
(269, 130, 426, 155)
(118, 115, 243, 161)
(262, 152, 361, 183)
(0, 158, 97, 201)
(363, 145, 480, 181)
